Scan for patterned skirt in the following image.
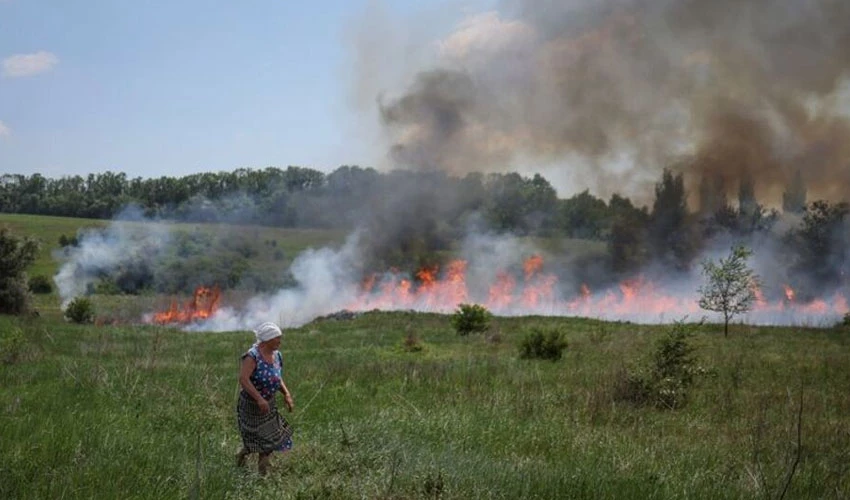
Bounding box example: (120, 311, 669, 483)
(236, 392, 293, 453)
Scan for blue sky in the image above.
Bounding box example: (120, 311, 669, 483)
(0, 1, 492, 179)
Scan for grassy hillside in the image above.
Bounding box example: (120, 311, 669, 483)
(1, 312, 848, 499)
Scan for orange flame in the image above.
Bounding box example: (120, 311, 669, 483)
(783, 284, 795, 302)
(523, 254, 544, 281)
(347, 256, 849, 325)
(152, 285, 221, 324)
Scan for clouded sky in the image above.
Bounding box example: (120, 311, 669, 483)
(0, 1, 491, 179)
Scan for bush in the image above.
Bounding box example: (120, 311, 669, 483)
(0, 228, 40, 315)
(28, 275, 53, 294)
(614, 320, 701, 409)
(519, 327, 568, 361)
(64, 297, 95, 324)
(451, 303, 492, 336)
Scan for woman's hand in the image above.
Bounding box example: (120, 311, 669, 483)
(284, 393, 294, 413)
(257, 398, 270, 415)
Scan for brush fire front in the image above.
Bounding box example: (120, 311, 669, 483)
(147, 256, 849, 327)
(149, 285, 222, 325)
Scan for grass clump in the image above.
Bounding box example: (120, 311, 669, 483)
(450, 303, 491, 336)
(519, 327, 568, 361)
(0, 327, 26, 364)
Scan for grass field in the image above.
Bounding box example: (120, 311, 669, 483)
(1, 214, 849, 498)
(1, 312, 849, 499)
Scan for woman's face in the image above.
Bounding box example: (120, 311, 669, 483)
(263, 336, 281, 350)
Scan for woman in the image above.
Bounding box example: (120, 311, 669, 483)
(236, 321, 295, 475)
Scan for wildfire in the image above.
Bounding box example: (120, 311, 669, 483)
(784, 284, 796, 302)
(348, 256, 850, 325)
(151, 285, 221, 325)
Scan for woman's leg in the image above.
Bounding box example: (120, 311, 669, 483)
(258, 452, 272, 475)
(235, 447, 250, 467)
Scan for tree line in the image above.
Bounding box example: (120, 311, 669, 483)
(1, 166, 848, 305)
(0, 166, 646, 238)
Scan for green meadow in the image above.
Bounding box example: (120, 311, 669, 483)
(1, 214, 849, 499)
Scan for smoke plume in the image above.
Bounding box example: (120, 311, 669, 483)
(376, 0, 850, 201)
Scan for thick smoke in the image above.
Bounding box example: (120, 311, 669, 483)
(377, 0, 850, 201)
(192, 233, 365, 331)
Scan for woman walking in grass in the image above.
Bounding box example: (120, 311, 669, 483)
(236, 322, 294, 475)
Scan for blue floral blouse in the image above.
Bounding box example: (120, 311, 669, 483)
(243, 346, 283, 400)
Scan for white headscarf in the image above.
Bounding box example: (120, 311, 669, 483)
(254, 322, 282, 343)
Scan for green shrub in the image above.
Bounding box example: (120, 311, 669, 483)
(519, 327, 568, 361)
(64, 297, 95, 324)
(451, 303, 492, 336)
(0, 228, 39, 315)
(652, 323, 697, 387)
(614, 320, 700, 409)
(28, 275, 53, 294)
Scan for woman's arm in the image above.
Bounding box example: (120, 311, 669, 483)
(239, 356, 270, 414)
(279, 380, 294, 412)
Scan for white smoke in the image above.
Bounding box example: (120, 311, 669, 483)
(190, 233, 365, 331)
(51, 206, 845, 331)
(54, 207, 171, 307)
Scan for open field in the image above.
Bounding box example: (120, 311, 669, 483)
(2, 213, 849, 498)
(1, 312, 849, 499)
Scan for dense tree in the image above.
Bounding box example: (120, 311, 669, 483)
(648, 169, 695, 271)
(786, 200, 850, 296)
(0, 227, 40, 315)
(557, 190, 608, 239)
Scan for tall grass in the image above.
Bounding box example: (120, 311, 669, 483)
(1, 312, 848, 498)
